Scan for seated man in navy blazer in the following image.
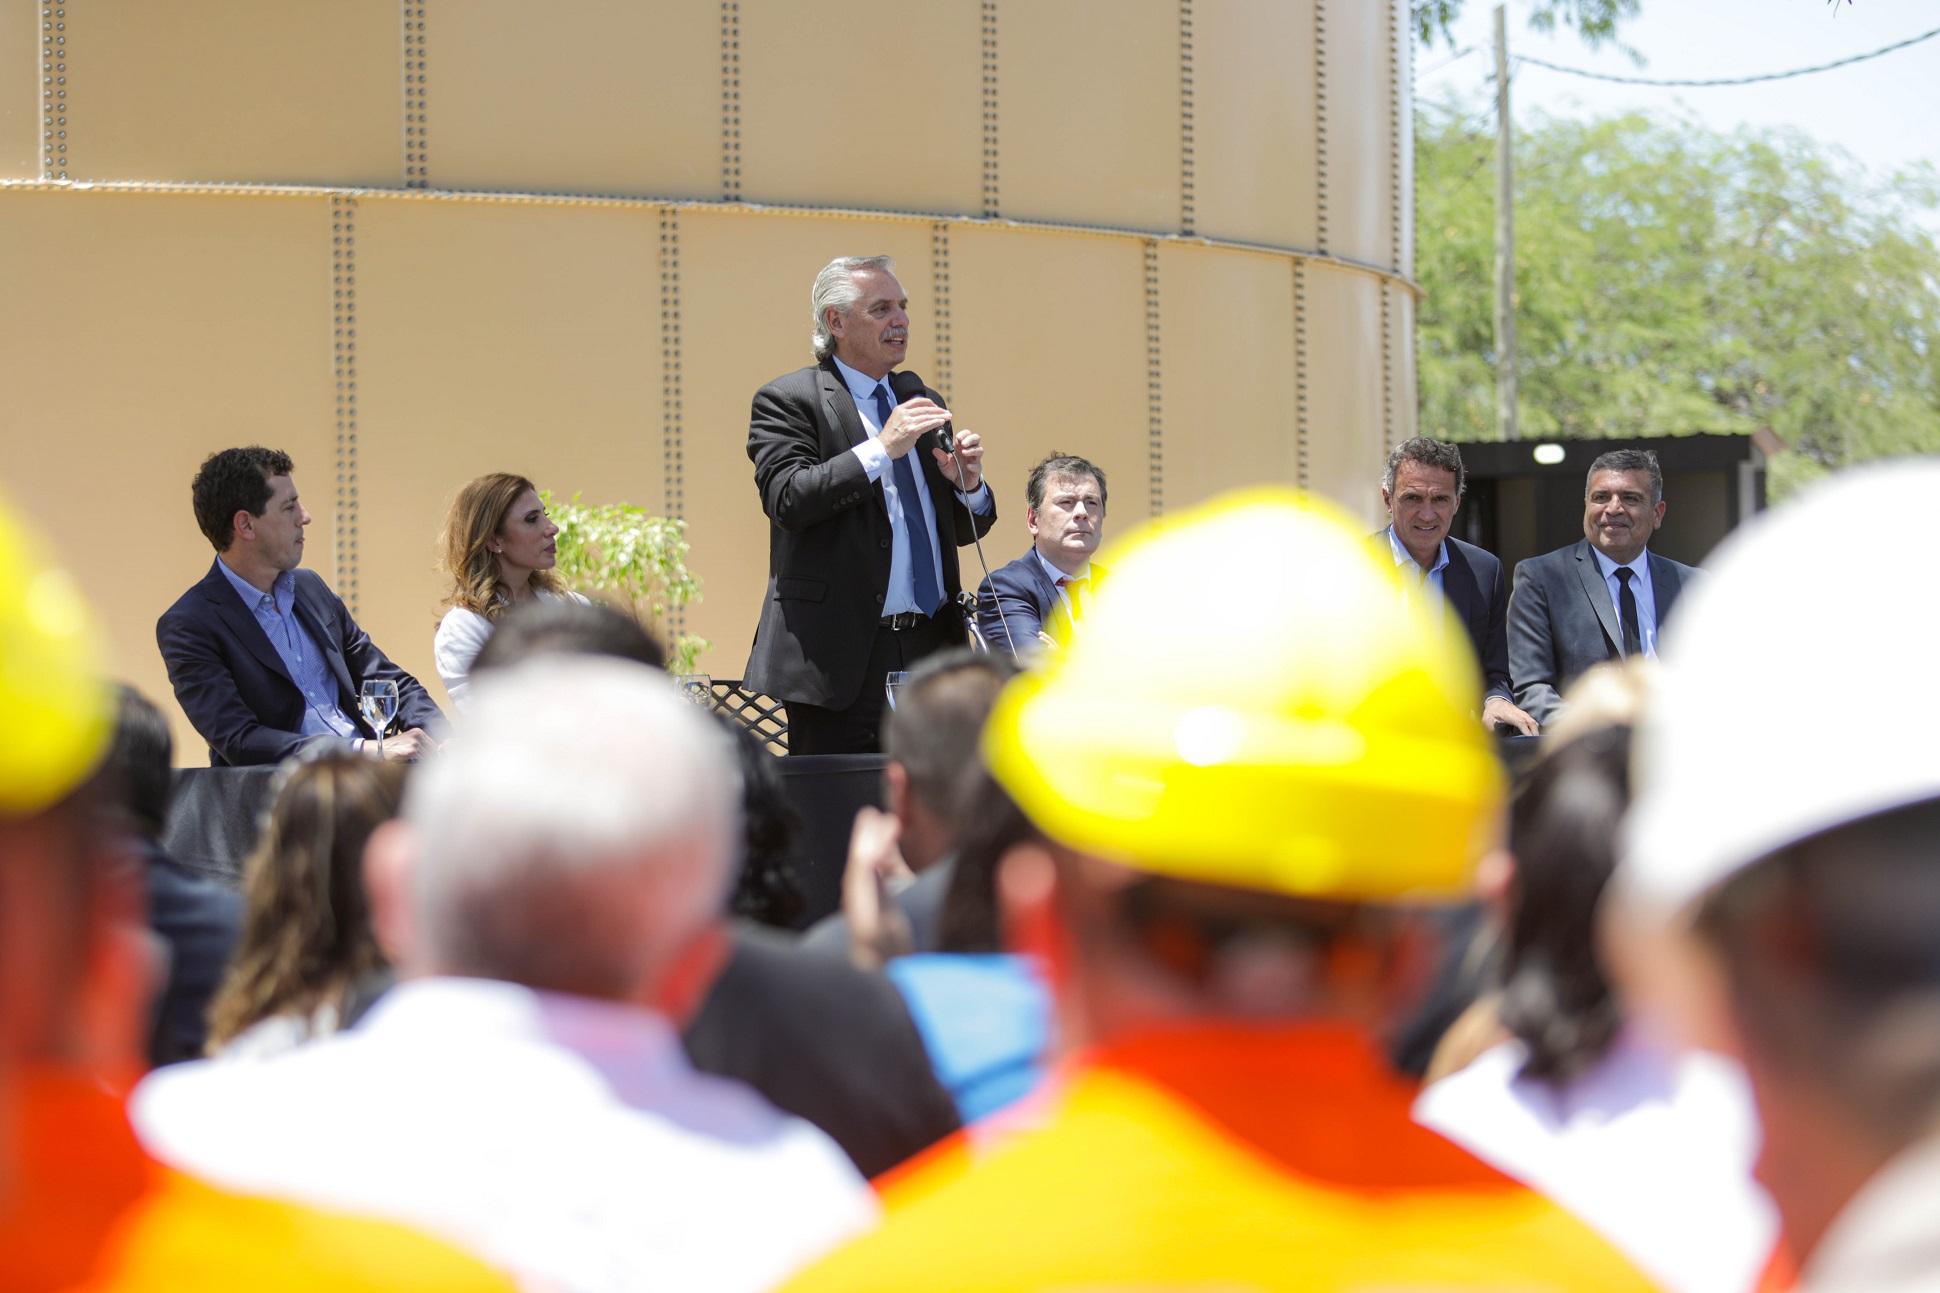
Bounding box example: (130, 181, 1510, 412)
(1508, 447, 1698, 729)
(1378, 437, 1539, 736)
(158, 446, 447, 766)
(976, 453, 1107, 657)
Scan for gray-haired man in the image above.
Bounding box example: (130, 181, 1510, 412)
(744, 255, 998, 754)
(1378, 437, 1538, 735)
(1508, 448, 1699, 728)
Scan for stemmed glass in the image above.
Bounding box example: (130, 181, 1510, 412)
(883, 671, 910, 712)
(359, 679, 399, 755)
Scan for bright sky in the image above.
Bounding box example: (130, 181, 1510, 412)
(1420, 0, 1940, 200)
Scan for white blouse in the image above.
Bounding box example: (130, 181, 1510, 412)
(1414, 1025, 1778, 1293)
(434, 590, 588, 711)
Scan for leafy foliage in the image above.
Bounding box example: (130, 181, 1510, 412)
(1416, 100, 1940, 495)
(540, 492, 708, 673)
(1413, 0, 1640, 50)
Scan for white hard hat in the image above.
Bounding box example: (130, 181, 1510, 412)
(1619, 459, 1940, 919)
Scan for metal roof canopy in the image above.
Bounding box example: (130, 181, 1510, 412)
(1453, 433, 1766, 571)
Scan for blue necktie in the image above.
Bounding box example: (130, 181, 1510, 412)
(875, 383, 942, 615)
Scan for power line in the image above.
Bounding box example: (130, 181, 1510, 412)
(1515, 23, 1940, 87)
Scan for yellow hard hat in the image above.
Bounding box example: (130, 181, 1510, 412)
(0, 489, 112, 815)
(984, 487, 1503, 904)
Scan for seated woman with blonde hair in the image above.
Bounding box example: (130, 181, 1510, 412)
(434, 472, 586, 709)
(206, 751, 406, 1058)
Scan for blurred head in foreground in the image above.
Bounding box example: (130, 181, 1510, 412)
(982, 487, 1504, 1047)
(1615, 460, 1940, 1275)
(0, 495, 119, 1060)
(366, 655, 737, 1005)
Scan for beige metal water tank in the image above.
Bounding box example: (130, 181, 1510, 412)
(0, 0, 1415, 759)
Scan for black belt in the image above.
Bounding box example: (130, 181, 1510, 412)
(878, 611, 931, 631)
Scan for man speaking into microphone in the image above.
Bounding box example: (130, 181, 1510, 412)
(746, 255, 997, 754)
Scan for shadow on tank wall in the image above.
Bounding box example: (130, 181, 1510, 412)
(1456, 434, 1767, 571)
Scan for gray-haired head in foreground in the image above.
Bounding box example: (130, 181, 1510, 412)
(403, 656, 740, 999)
(1587, 448, 1662, 505)
(811, 255, 895, 361)
(1382, 437, 1466, 498)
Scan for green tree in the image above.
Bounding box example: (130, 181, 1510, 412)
(1413, 0, 1639, 50)
(540, 492, 709, 673)
(1416, 101, 1940, 495)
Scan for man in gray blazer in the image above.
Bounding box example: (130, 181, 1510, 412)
(1508, 448, 1699, 728)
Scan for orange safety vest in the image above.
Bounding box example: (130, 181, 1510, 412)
(0, 1068, 516, 1293)
(784, 1023, 1666, 1292)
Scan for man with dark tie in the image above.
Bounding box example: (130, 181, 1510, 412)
(976, 453, 1107, 657)
(745, 255, 998, 754)
(1508, 448, 1699, 728)
(1377, 438, 1538, 736)
(157, 446, 446, 766)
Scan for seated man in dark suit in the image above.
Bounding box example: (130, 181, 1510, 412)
(157, 446, 446, 766)
(1378, 438, 1538, 736)
(1508, 447, 1699, 728)
(105, 684, 243, 1065)
(975, 453, 1108, 657)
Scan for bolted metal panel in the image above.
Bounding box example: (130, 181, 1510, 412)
(0, 4, 37, 177)
(1302, 269, 1386, 523)
(1000, 0, 1179, 233)
(431, 0, 717, 197)
(980, 0, 999, 217)
(65, 0, 400, 185)
(1145, 241, 1163, 515)
(347, 196, 667, 714)
(738, 0, 982, 215)
(930, 222, 955, 404)
(1153, 241, 1299, 511)
(0, 188, 334, 764)
(1312, 0, 1399, 269)
(331, 194, 361, 610)
(1190, 0, 1319, 249)
(402, 3, 428, 189)
(672, 211, 939, 675)
(947, 222, 1149, 533)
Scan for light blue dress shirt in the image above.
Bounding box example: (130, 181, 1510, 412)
(1386, 525, 1450, 610)
(1589, 546, 1659, 657)
(834, 357, 995, 617)
(215, 559, 364, 746)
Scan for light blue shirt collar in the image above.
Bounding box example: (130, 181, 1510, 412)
(832, 356, 894, 409)
(1386, 526, 1449, 580)
(216, 556, 294, 613)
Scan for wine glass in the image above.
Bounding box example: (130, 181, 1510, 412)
(883, 671, 910, 711)
(359, 679, 399, 753)
(674, 674, 712, 708)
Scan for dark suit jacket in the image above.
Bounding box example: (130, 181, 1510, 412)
(1376, 530, 1513, 707)
(974, 552, 1108, 657)
(157, 560, 447, 766)
(683, 921, 961, 1180)
(1508, 540, 1698, 726)
(143, 837, 244, 1067)
(745, 360, 998, 710)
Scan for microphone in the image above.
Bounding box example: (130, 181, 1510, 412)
(889, 370, 950, 451)
(888, 373, 1016, 657)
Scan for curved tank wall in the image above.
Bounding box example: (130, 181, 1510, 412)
(0, 0, 1415, 760)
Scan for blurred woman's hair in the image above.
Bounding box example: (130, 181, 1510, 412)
(438, 472, 564, 621)
(724, 721, 805, 929)
(937, 770, 1043, 954)
(205, 752, 406, 1051)
(1496, 663, 1649, 1083)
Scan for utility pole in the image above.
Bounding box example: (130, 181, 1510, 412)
(1493, 4, 1519, 441)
